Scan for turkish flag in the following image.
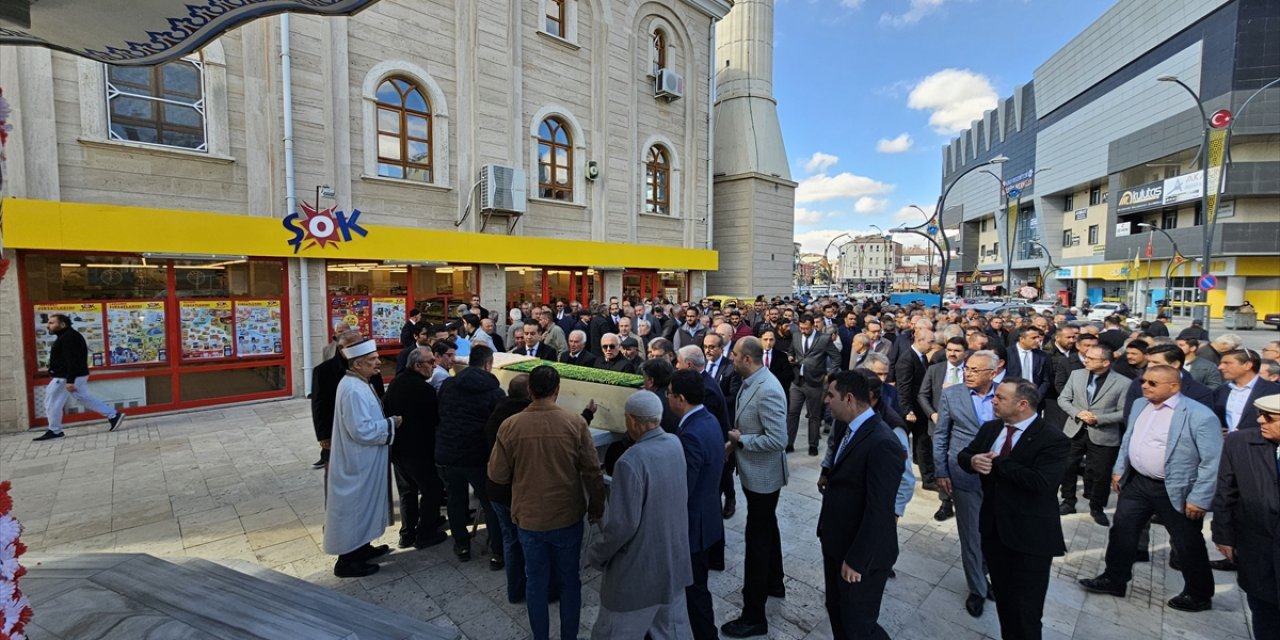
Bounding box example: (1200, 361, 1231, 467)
(1145, 233, 1154, 258)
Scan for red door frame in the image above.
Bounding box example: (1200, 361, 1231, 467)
(323, 261, 480, 355)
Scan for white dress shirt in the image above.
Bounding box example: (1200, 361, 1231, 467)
(1225, 374, 1259, 432)
(989, 414, 1036, 455)
(1129, 394, 1180, 479)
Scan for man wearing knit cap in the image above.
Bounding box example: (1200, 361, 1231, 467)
(324, 339, 401, 578)
(588, 390, 693, 639)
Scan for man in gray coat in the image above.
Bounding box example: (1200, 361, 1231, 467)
(1058, 345, 1131, 526)
(933, 350, 1001, 618)
(722, 336, 789, 638)
(588, 391, 693, 639)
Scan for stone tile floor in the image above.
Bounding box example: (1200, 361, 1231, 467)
(0, 399, 1258, 639)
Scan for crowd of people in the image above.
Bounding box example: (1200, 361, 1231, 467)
(309, 294, 1280, 640)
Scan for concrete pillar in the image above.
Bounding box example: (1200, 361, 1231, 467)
(603, 270, 624, 303)
(480, 266, 506, 316)
(1076, 279, 1089, 306)
(1226, 276, 1246, 307)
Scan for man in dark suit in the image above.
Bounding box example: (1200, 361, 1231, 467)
(553, 300, 577, 337)
(761, 330, 794, 400)
(1215, 349, 1280, 434)
(895, 327, 936, 489)
(676, 345, 735, 526)
(815, 370, 904, 640)
(1098, 316, 1128, 352)
(515, 322, 556, 361)
(918, 337, 968, 521)
(704, 333, 742, 415)
(668, 370, 726, 640)
(596, 333, 637, 374)
(559, 329, 599, 368)
(959, 378, 1071, 640)
(1211, 393, 1280, 638)
(788, 314, 842, 456)
(1005, 326, 1050, 403)
(1043, 323, 1080, 432)
(399, 307, 422, 346)
(588, 304, 618, 357)
(837, 311, 859, 370)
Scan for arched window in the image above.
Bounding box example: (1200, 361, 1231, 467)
(645, 145, 670, 215)
(546, 0, 566, 38)
(538, 117, 573, 201)
(375, 77, 432, 182)
(106, 55, 206, 151)
(652, 30, 667, 75)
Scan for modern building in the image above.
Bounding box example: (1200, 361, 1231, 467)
(942, 0, 1279, 317)
(0, 0, 765, 431)
(836, 235, 901, 294)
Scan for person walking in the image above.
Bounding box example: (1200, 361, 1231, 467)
(959, 378, 1071, 640)
(817, 371, 905, 640)
(34, 313, 125, 441)
(1079, 365, 1223, 613)
(383, 347, 448, 550)
(1057, 345, 1130, 524)
(588, 391, 693, 639)
(489, 365, 605, 640)
(1211, 394, 1280, 638)
(787, 314, 841, 456)
(721, 337, 789, 638)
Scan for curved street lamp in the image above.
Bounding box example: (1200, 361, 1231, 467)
(821, 232, 854, 287)
(917, 155, 1009, 297)
(1137, 222, 1185, 314)
(1031, 240, 1058, 300)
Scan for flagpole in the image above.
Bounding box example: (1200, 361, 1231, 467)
(1145, 230, 1155, 318)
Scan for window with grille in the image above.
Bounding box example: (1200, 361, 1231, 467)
(644, 145, 670, 215)
(537, 117, 573, 201)
(375, 77, 432, 182)
(107, 56, 206, 151)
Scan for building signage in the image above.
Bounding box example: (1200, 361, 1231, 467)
(1115, 222, 1131, 238)
(1115, 180, 1164, 214)
(1162, 170, 1203, 206)
(283, 201, 369, 254)
(1074, 208, 1088, 220)
(1003, 169, 1035, 194)
(1216, 200, 1234, 219)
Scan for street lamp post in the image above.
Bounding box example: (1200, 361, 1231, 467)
(1136, 222, 1183, 314)
(1030, 240, 1058, 301)
(869, 225, 888, 294)
(1156, 74, 1280, 331)
(822, 232, 853, 291)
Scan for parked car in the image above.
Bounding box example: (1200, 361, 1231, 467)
(1087, 302, 1123, 322)
(1264, 312, 1280, 330)
(963, 302, 1036, 317)
(1030, 301, 1057, 315)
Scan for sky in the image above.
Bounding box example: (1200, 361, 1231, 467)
(774, 0, 1116, 255)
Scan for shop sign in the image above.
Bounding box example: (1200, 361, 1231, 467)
(1115, 222, 1131, 237)
(1115, 180, 1163, 214)
(1092, 245, 1106, 256)
(1216, 200, 1234, 219)
(1074, 208, 1088, 220)
(1056, 268, 1072, 278)
(1162, 170, 1203, 206)
(283, 202, 369, 254)
(1003, 169, 1035, 194)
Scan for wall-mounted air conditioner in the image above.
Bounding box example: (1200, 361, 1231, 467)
(480, 164, 527, 214)
(655, 68, 684, 101)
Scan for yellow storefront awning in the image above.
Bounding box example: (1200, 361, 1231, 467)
(2, 198, 718, 271)
(1061, 258, 1229, 281)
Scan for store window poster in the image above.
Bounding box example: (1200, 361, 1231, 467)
(106, 301, 167, 365)
(33, 303, 106, 370)
(180, 300, 234, 359)
(329, 296, 371, 338)
(235, 300, 284, 356)
(371, 297, 407, 345)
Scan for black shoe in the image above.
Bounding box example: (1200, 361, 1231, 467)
(922, 480, 940, 492)
(398, 533, 416, 549)
(352, 544, 390, 562)
(108, 412, 126, 432)
(1059, 501, 1076, 515)
(721, 617, 768, 638)
(808, 446, 819, 456)
(454, 545, 471, 562)
(1078, 575, 1126, 597)
(334, 559, 380, 578)
(1090, 509, 1110, 527)
(933, 502, 955, 521)
(767, 586, 786, 599)
(1209, 559, 1237, 572)
(1167, 593, 1212, 612)
(785, 445, 795, 453)
(1135, 550, 1150, 563)
(490, 555, 504, 571)
(414, 530, 448, 549)
(722, 503, 736, 519)
(32, 430, 64, 441)
(310, 459, 325, 470)
(965, 593, 984, 618)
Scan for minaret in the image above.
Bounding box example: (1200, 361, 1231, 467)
(709, 0, 796, 298)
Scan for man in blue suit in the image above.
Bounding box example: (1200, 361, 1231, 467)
(668, 369, 726, 640)
(1004, 325, 1050, 403)
(1079, 365, 1223, 612)
(1214, 349, 1280, 434)
(934, 350, 1002, 617)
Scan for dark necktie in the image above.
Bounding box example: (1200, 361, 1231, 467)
(998, 424, 1017, 457)
(1087, 375, 1098, 404)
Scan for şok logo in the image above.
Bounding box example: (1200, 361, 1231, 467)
(283, 202, 369, 254)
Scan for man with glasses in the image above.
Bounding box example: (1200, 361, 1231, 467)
(597, 333, 638, 374)
(1058, 346, 1131, 523)
(1212, 394, 1280, 637)
(1079, 365, 1222, 613)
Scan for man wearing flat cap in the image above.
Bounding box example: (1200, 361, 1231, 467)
(1212, 393, 1280, 638)
(323, 339, 401, 578)
(588, 390, 693, 639)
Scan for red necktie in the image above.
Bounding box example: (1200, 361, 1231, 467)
(998, 425, 1017, 457)
(765, 351, 771, 368)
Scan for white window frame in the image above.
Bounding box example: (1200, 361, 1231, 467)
(360, 60, 451, 188)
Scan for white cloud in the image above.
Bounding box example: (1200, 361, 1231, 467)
(840, 0, 865, 8)
(796, 172, 893, 204)
(893, 206, 932, 224)
(876, 133, 914, 154)
(908, 68, 998, 134)
(794, 207, 825, 224)
(854, 197, 888, 214)
(802, 152, 839, 175)
(880, 0, 948, 27)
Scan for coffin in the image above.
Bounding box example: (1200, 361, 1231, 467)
(489, 352, 642, 434)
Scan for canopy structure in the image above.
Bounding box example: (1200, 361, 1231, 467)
(0, 0, 381, 65)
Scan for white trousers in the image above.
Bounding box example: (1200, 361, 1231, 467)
(591, 592, 691, 640)
(45, 376, 116, 433)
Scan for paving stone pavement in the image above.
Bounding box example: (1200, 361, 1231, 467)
(0, 399, 1258, 640)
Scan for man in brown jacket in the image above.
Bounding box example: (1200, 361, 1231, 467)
(489, 364, 605, 640)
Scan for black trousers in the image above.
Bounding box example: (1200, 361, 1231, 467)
(910, 420, 935, 483)
(983, 536, 1052, 640)
(1059, 431, 1118, 512)
(686, 549, 718, 640)
(721, 456, 737, 507)
(1248, 594, 1280, 640)
(392, 457, 442, 542)
(741, 488, 784, 622)
(1102, 473, 1213, 600)
(821, 555, 891, 640)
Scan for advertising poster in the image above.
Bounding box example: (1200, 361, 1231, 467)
(33, 303, 106, 370)
(106, 301, 167, 365)
(329, 296, 371, 338)
(371, 297, 407, 345)
(235, 300, 284, 356)
(180, 300, 234, 359)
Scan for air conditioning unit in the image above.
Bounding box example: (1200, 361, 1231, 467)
(479, 164, 527, 214)
(655, 68, 684, 101)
